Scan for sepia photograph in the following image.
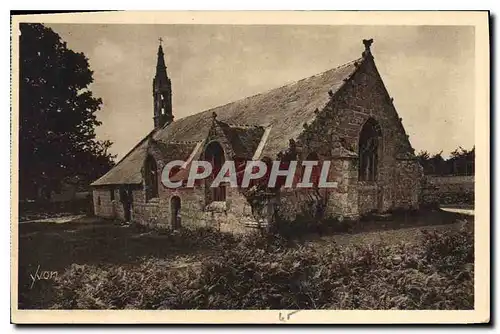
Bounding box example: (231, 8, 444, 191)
(10, 11, 489, 324)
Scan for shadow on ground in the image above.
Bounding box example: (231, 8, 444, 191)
(18, 217, 215, 308)
(18, 217, 210, 273)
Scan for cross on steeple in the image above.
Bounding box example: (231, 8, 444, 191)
(153, 37, 173, 129)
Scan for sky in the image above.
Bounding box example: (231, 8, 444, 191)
(46, 24, 475, 160)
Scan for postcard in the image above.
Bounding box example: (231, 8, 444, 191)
(10, 11, 490, 324)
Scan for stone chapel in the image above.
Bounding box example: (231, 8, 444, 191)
(91, 39, 423, 233)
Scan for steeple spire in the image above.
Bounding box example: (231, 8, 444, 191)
(156, 41, 166, 71)
(152, 38, 173, 129)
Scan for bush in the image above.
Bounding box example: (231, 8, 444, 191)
(51, 225, 474, 310)
(51, 258, 200, 309)
(421, 223, 474, 270)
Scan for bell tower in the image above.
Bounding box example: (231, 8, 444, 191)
(152, 38, 173, 128)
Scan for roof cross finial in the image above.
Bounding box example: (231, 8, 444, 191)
(362, 38, 374, 58)
(158, 37, 163, 45)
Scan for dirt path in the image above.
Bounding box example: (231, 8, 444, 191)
(440, 207, 474, 216)
(19, 214, 87, 224)
(310, 220, 469, 248)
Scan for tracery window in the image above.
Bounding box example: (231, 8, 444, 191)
(358, 118, 382, 181)
(204, 141, 226, 202)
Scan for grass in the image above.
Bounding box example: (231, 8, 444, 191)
(18, 217, 237, 308)
(17, 210, 474, 310)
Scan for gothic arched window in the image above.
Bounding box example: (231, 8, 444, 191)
(204, 141, 226, 202)
(358, 118, 382, 181)
(145, 155, 159, 201)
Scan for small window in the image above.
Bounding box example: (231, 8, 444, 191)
(110, 189, 115, 201)
(97, 196, 101, 206)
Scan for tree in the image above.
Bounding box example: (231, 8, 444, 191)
(427, 151, 446, 175)
(448, 146, 475, 176)
(417, 150, 446, 175)
(19, 23, 115, 200)
(417, 147, 475, 176)
(416, 150, 431, 174)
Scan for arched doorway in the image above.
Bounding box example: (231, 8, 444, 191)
(170, 196, 181, 229)
(203, 141, 226, 202)
(120, 186, 133, 222)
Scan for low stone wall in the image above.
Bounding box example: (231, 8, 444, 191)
(93, 184, 257, 234)
(421, 175, 474, 205)
(93, 188, 115, 219)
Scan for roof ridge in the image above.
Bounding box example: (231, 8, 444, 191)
(174, 56, 365, 124)
(225, 123, 264, 129)
(168, 140, 203, 145)
(275, 57, 365, 90)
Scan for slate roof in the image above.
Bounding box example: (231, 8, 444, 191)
(148, 139, 198, 163)
(91, 56, 362, 186)
(217, 122, 265, 159)
(93, 136, 150, 186)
